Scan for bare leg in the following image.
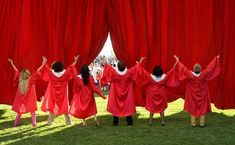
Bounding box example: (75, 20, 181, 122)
(64, 114, 73, 125)
(149, 113, 154, 125)
(94, 115, 100, 127)
(191, 115, 196, 127)
(31, 112, 36, 127)
(47, 112, 55, 125)
(82, 119, 87, 126)
(14, 113, 22, 127)
(160, 112, 165, 126)
(199, 115, 205, 127)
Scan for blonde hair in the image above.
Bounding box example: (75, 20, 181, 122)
(19, 69, 30, 95)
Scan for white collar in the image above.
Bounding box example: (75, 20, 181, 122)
(52, 70, 65, 77)
(77, 74, 82, 79)
(192, 71, 201, 77)
(151, 74, 166, 82)
(116, 68, 128, 75)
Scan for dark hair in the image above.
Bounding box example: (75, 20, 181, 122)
(52, 61, 64, 73)
(80, 65, 90, 85)
(117, 61, 126, 72)
(152, 66, 163, 78)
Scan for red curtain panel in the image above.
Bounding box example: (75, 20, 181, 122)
(0, 0, 108, 104)
(107, 0, 235, 109)
(0, 0, 235, 109)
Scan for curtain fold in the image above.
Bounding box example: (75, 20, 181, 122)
(107, 0, 235, 109)
(0, 0, 108, 104)
(1, 0, 235, 109)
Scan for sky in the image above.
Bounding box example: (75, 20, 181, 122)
(99, 34, 115, 57)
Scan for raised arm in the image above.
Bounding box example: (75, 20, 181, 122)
(8, 59, 18, 72)
(90, 77, 106, 99)
(37, 56, 47, 72)
(136, 57, 146, 64)
(128, 57, 146, 81)
(204, 55, 220, 80)
(173, 55, 192, 80)
(72, 54, 79, 66)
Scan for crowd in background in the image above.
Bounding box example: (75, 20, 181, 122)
(89, 55, 118, 90)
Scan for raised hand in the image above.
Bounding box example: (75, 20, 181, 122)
(173, 55, 179, 62)
(42, 56, 47, 65)
(8, 59, 13, 63)
(8, 58, 18, 71)
(72, 54, 80, 66)
(136, 57, 146, 64)
(74, 54, 80, 61)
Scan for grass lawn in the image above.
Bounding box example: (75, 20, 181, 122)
(0, 92, 235, 145)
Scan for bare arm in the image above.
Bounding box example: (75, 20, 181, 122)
(72, 54, 79, 66)
(136, 57, 146, 64)
(8, 59, 18, 72)
(37, 56, 47, 71)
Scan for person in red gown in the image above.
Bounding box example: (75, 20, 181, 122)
(101, 57, 145, 126)
(174, 55, 220, 127)
(69, 65, 106, 126)
(41, 55, 79, 125)
(138, 59, 179, 126)
(8, 57, 47, 127)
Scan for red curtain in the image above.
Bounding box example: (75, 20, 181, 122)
(107, 0, 235, 109)
(0, 0, 108, 104)
(1, 0, 235, 109)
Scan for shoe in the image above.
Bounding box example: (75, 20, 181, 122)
(95, 121, 100, 127)
(66, 121, 74, 125)
(199, 124, 205, 128)
(82, 122, 87, 126)
(161, 120, 166, 126)
(191, 122, 196, 127)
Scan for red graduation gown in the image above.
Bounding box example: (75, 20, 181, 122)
(69, 76, 106, 119)
(102, 64, 139, 117)
(41, 64, 77, 115)
(177, 57, 220, 117)
(12, 71, 41, 114)
(139, 67, 179, 113)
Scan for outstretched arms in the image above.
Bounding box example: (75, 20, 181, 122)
(8, 59, 18, 72)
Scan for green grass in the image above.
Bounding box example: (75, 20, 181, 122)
(0, 93, 235, 145)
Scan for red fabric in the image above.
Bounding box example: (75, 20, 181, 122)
(12, 71, 41, 114)
(102, 64, 139, 117)
(41, 64, 77, 115)
(69, 76, 105, 119)
(138, 66, 179, 113)
(1, 0, 235, 109)
(176, 57, 220, 117)
(0, 0, 108, 105)
(107, 0, 235, 109)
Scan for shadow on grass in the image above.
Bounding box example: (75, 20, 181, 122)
(0, 109, 7, 119)
(0, 114, 48, 130)
(3, 111, 235, 145)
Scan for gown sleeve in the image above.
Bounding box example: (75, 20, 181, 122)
(165, 66, 180, 87)
(42, 64, 51, 81)
(137, 65, 152, 86)
(30, 71, 42, 82)
(204, 57, 221, 80)
(13, 70, 20, 82)
(175, 62, 192, 80)
(101, 64, 117, 84)
(90, 77, 106, 99)
(128, 63, 142, 82)
(64, 65, 78, 80)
